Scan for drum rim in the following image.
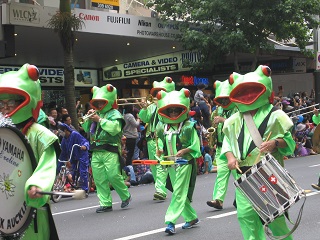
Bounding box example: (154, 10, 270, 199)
(0, 125, 37, 237)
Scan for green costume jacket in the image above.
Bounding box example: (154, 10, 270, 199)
(221, 104, 295, 168)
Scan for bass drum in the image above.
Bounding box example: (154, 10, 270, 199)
(0, 126, 37, 239)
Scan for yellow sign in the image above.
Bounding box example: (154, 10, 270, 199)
(92, 0, 119, 7)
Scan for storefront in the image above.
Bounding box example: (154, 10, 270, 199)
(0, 65, 98, 112)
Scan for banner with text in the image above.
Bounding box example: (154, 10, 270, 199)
(92, 0, 119, 11)
(0, 66, 98, 87)
(1, 3, 188, 40)
(103, 50, 202, 81)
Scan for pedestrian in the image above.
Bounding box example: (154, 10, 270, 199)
(123, 104, 140, 166)
(80, 84, 131, 213)
(0, 64, 60, 239)
(156, 88, 201, 235)
(194, 83, 211, 128)
(222, 65, 296, 239)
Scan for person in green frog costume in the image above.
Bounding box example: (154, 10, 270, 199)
(155, 88, 201, 235)
(0, 64, 60, 239)
(222, 65, 296, 239)
(138, 76, 175, 201)
(311, 109, 320, 190)
(81, 84, 131, 213)
(206, 79, 237, 209)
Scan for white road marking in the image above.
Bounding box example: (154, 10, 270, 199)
(52, 202, 119, 216)
(309, 164, 320, 167)
(52, 192, 320, 239)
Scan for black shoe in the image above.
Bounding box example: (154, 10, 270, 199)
(121, 195, 132, 208)
(96, 206, 113, 213)
(311, 184, 320, 191)
(206, 199, 223, 209)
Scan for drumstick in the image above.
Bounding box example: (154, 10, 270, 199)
(235, 162, 242, 174)
(37, 190, 86, 200)
(163, 155, 176, 158)
(254, 131, 272, 165)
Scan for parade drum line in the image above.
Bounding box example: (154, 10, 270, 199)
(0, 126, 37, 239)
(234, 153, 305, 226)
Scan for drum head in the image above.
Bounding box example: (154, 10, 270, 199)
(0, 126, 37, 237)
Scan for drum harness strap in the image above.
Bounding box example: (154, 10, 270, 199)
(241, 108, 306, 240)
(238, 107, 276, 173)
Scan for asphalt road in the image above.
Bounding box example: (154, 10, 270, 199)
(52, 155, 320, 240)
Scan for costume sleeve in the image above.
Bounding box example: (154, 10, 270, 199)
(312, 114, 320, 125)
(138, 104, 156, 123)
(81, 119, 91, 133)
(25, 146, 57, 208)
(100, 118, 122, 136)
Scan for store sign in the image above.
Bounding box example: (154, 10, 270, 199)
(292, 58, 306, 73)
(103, 50, 202, 80)
(181, 75, 209, 86)
(1, 3, 197, 40)
(92, 0, 119, 11)
(1, 3, 57, 27)
(0, 66, 98, 87)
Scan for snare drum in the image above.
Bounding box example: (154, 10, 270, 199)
(0, 126, 37, 239)
(234, 153, 305, 225)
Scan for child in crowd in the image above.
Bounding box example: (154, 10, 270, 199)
(203, 146, 217, 174)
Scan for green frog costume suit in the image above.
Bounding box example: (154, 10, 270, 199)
(156, 89, 201, 229)
(0, 64, 60, 239)
(81, 84, 130, 209)
(221, 65, 295, 240)
(209, 80, 237, 206)
(138, 77, 175, 200)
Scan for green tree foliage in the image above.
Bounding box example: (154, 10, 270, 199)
(47, 0, 84, 130)
(150, 0, 320, 72)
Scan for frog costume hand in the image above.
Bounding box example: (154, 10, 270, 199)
(0, 64, 42, 126)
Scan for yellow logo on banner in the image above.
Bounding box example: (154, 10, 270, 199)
(92, 0, 119, 7)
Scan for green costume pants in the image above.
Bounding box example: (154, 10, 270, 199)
(147, 139, 168, 196)
(236, 187, 293, 240)
(212, 147, 236, 201)
(165, 164, 198, 224)
(91, 150, 130, 207)
(22, 208, 50, 239)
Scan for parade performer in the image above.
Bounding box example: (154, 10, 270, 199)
(311, 108, 320, 190)
(0, 64, 60, 239)
(207, 80, 237, 209)
(222, 65, 295, 239)
(138, 76, 175, 201)
(58, 123, 90, 192)
(155, 89, 201, 235)
(81, 84, 131, 213)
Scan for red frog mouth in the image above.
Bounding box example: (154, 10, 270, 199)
(230, 82, 266, 105)
(214, 97, 231, 108)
